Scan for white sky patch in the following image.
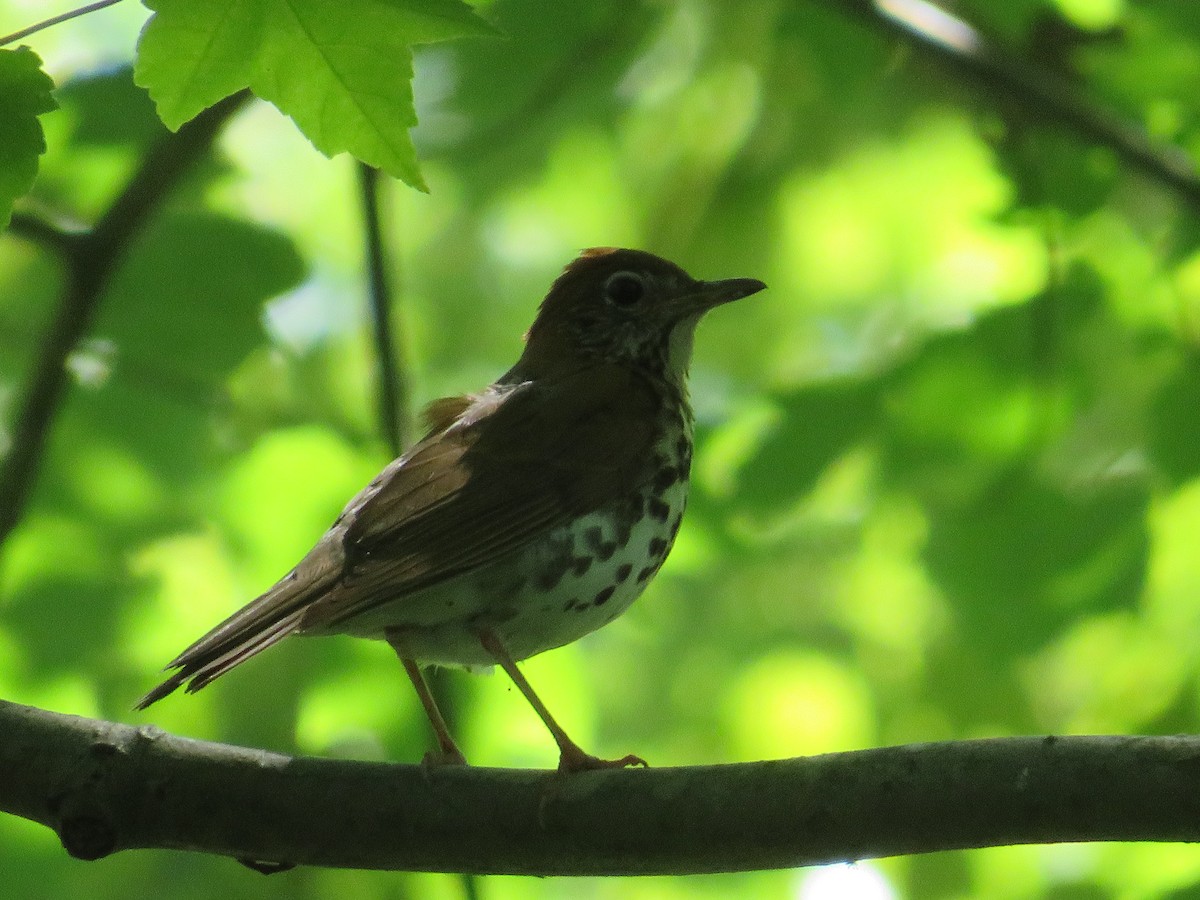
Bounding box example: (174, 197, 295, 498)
(877, 0, 982, 53)
(264, 274, 360, 352)
(797, 862, 898, 900)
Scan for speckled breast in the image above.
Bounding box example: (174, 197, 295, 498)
(384, 425, 694, 667)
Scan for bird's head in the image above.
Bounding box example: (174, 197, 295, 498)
(519, 247, 765, 384)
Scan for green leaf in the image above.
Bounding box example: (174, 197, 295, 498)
(99, 211, 306, 385)
(70, 211, 306, 486)
(133, 0, 494, 189)
(57, 67, 167, 149)
(0, 47, 57, 229)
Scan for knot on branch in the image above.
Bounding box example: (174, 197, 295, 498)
(59, 811, 117, 860)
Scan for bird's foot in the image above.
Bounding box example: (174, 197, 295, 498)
(557, 746, 648, 773)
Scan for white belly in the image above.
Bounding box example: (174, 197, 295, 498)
(349, 476, 689, 667)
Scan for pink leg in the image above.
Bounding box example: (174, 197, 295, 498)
(477, 629, 647, 773)
(386, 632, 467, 766)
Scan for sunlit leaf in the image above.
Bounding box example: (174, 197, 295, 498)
(134, 0, 495, 188)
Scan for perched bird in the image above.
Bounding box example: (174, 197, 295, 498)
(137, 247, 765, 771)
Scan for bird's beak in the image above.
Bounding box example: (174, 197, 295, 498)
(665, 277, 765, 321)
(654, 275, 766, 325)
(697, 277, 767, 308)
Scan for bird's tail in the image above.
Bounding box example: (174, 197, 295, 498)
(134, 564, 335, 710)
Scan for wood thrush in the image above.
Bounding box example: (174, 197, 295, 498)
(137, 247, 765, 771)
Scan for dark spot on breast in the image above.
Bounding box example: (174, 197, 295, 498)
(562, 598, 581, 612)
(615, 563, 632, 583)
(535, 561, 571, 595)
(676, 435, 690, 458)
(537, 567, 564, 591)
(653, 467, 680, 492)
(584, 524, 619, 560)
(648, 498, 671, 522)
(593, 586, 616, 607)
(636, 565, 656, 583)
(536, 543, 574, 591)
(648, 537, 668, 557)
(615, 520, 633, 547)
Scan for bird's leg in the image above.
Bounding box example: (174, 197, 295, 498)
(386, 633, 468, 766)
(476, 628, 647, 773)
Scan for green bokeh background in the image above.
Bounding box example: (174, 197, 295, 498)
(4, 0, 1200, 897)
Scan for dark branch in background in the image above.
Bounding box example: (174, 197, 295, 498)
(821, 0, 1200, 208)
(355, 160, 478, 896)
(5, 211, 79, 255)
(4, 700, 1200, 873)
(357, 164, 479, 897)
(0, 91, 251, 547)
(357, 162, 409, 457)
(0, 0, 128, 47)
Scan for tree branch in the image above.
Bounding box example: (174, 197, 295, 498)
(821, 0, 1200, 208)
(5, 210, 80, 256)
(0, 91, 251, 548)
(4, 699, 1200, 874)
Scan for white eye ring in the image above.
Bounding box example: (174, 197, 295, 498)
(604, 271, 646, 306)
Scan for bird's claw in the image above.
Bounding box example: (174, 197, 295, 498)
(557, 748, 648, 773)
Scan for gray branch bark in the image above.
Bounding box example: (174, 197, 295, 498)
(3, 698, 1200, 874)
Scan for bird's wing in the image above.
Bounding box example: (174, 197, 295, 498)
(135, 364, 664, 706)
(300, 363, 664, 630)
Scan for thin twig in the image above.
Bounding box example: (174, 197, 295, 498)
(0, 0, 127, 48)
(357, 168, 471, 896)
(357, 162, 475, 897)
(0, 91, 251, 547)
(821, 0, 1200, 209)
(357, 162, 409, 456)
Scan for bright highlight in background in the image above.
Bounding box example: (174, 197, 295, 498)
(797, 863, 898, 900)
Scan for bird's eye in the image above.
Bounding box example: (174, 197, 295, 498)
(604, 271, 646, 307)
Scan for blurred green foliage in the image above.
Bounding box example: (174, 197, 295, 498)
(3, 0, 1200, 897)
(0, 46, 56, 228)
